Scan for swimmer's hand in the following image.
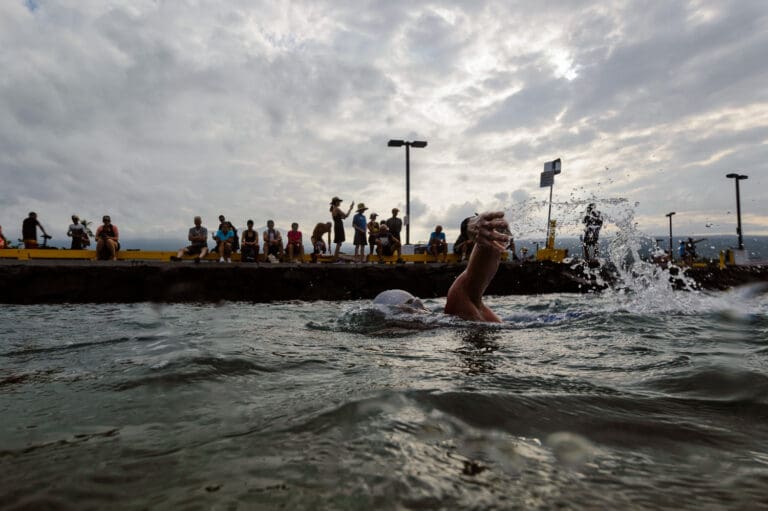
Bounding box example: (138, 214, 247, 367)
(467, 211, 510, 253)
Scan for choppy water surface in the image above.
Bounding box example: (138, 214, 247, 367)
(2, 286, 768, 510)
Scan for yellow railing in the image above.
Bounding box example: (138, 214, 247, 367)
(0, 248, 497, 264)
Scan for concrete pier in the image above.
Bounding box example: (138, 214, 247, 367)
(0, 260, 764, 304)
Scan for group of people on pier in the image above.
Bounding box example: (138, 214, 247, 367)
(1, 199, 607, 265)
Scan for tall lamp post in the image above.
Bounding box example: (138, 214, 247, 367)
(387, 139, 428, 245)
(665, 212, 676, 260)
(726, 173, 748, 250)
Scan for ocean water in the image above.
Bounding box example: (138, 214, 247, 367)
(2, 283, 768, 509)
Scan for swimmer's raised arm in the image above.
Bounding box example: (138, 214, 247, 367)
(444, 211, 509, 323)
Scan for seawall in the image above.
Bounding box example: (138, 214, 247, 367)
(0, 261, 764, 304)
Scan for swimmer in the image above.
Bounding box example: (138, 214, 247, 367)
(373, 211, 510, 323)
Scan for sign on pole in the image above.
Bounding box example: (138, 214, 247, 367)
(540, 158, 561, 188)
(540, 158, 562, 241)
(544, 159, 562, 174)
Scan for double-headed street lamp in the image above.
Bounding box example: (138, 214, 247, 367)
(388, 139, 428, 245)
(725, 173, 748, 250)
(665, 212, 676, 260)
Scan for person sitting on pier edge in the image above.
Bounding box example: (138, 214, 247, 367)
(311, 221, 332, 263)
(22, 212, 49, 249)
(375, 223, 401, 262)
(374, 212, 510, 322)
(172, 216, 209, 262)
(241, 220, 260, 263)
(582, 203, 603, 261)
(353, 203, 368, 263)
(330, 197, 354, 260)
(367, 212, 380, 258)
(428, 225, 448, 262)
(286, 222, 304, 263)
(95, 215, 119, 261)
(263, 220, 284, 262)
(67, 215, 89, 250)
(214, 222, 235, 263)
(453, 216, 474, 262)
(214, 215, 239, 254)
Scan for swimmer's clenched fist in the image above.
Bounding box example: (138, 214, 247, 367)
(466, 211, 510, 253)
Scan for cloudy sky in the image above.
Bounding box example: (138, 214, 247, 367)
(1, 0, 766, 246)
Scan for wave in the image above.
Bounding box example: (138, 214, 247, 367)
(277, 387, 760, 453)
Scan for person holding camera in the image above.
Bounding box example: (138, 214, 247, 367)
(95, 215, 120, 261)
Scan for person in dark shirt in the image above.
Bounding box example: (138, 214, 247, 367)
(22, 212, 48, 248)
(241, 220, 260, 263)
(384, 208, 403, 261)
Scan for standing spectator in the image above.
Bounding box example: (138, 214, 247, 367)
(428, 225, 448, 262)
(67, 214, 89, 249)
(352, 203, 368, 263)
(0, 225, 8, 249)
(263, 220, 284, 262)
(214, 222, 235, 263)
(385, 208, 404, 262)
(385, 208, 402, 244)
(286, 222, 304, 263)
(22, 212, 49, 249)
(241, 220, 260, 263)
(311, 222, 332, 263)
(367, 212, 380, 258)
(330, 197, 354, 260)
(582, 203, 603, 261)
(172, 216, 209, 262)
(95, 215, 120, 261)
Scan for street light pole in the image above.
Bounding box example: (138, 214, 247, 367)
(388, 139, 427, 245)
(726, 173, 748, 250)
(666, 212, 676, 260)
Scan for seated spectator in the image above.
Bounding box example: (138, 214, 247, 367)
(0, 225, 8, 249)
(263, 220, 284, 262)
(375, 223, 401, 262)
(67, 215, 90, 250)
(213, 215, 239, 254)
(311, 222, 332, 263)
(367, 213, 380, 257)
(22, 212, 49, 249)
(241, 220, 260, 262)
(95, 215, 120, 261)
(286, 222, 304, 263)
(213, 222, 235, 263)
(428, 225, 448, 262)
(172, 216, 209, 262)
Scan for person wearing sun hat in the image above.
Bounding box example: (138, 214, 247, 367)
(352, 203, 369, 263)
(367, 212, 380, 258)
(329, 196, 354, 260)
